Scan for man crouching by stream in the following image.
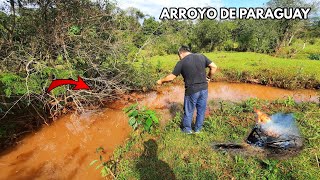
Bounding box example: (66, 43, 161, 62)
(157, 46, 217, 134)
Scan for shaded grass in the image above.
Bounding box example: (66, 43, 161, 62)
(148, 52, 320, 89)
(112, 99, 320, 179)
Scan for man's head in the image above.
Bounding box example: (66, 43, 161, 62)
(178, 45, 191, 60)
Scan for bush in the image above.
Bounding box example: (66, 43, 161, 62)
(0, 0, 160, 120)
(308, 54, 320, 60)
(124, 103, 159, 133)
(309, 39, 316, 45)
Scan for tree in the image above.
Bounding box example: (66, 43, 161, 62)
(0, 0, 158, 121)
(192, 19, 229, 52)
(266, 0, 316, 53)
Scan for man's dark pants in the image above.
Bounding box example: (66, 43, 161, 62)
(182, 89, 208, 132)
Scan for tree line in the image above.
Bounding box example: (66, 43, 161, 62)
(0, 0, 319, 119)
(134, 0, 319, 55)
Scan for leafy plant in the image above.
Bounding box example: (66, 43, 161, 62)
(123, 103, 159, 133)
(0, 73, 26, 97)
(283, 96, 296, 107)
(69, 25, 81, 35)
(241, 98, 260, 112)
(308, 53, 320, 60)
(89, 147, 116, 178)
(261, 159, 280, 179)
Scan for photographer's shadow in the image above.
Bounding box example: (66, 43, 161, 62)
(136, 139, 176, 180)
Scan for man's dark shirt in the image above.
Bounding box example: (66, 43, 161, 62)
(172, 53, 212, 96)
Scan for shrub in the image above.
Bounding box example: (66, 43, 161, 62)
(309, 39, 316, 45)
(308, 54, 320, 60)
(89, 147, 116, 178)
(124, 103, 159, 133)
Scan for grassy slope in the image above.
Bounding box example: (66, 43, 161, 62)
(149, 52, 320, 89)
(280, 39, 320, 59)
(114, 99, 320, 180)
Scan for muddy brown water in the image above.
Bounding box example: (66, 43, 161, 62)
(0, 82, 318, 179)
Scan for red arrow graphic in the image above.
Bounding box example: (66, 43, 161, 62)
(47, 76, 90, 93)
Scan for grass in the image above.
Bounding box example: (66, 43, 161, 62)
(148, 51, 320, 89)
(112, 99, 320, 179)
(280, 39, 320, 60)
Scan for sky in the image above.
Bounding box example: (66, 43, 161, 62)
(116, 0, 269, 18)
(0, 0, 268, 16)
(1, 0, 317, 18)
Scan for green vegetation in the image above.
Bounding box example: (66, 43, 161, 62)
(0, 0, 319, 179)
(149, 51, 320, 89)
(124, 104, 159, 133)
(0, 0, 319, 172)
(90, 147, 116, 178)
(308, 54, 320, 60)
(0, 0, 319, 118)
(280, 39, 320, 59)
(0, 0, 161, 150)
(111, 99, 320, 179)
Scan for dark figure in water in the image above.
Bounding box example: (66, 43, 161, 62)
(136, 139, 176, 180)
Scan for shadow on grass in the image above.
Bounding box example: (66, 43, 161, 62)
(168, 102, 183, 119)
(136, 139, 176, 180)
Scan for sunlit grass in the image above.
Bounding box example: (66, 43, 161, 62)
(281, 38, 320, 59)
(148, 51, 320, 89)
(113, 99, 320, 180)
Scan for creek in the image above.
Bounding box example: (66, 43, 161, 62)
(0, 82, 318, 179)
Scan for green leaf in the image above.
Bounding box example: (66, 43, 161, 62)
(69, 25, 81, 35)
(145, 110, 154, 115)
(144, 124, 150, 131)
(95, 164, 103, 170)
(133, 122, 138, 130)
(128, 117, 136, 126)
(150, 114, 159, 124)
(4, 89, 12, 97)
(146, 118, 153, 127)
(100, 167, 109, 177)
(128, 110, 138, 118)
(124, 103, 159, 132)
(89, 160, 98, 166)
(123, 103, 138, 113)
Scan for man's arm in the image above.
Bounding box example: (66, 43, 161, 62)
(157, 74, 176, 85)
(207, 62, 217, 79)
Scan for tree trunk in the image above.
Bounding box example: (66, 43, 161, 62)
(288, 34, 295, 46)
(8, 0, 16, 45)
